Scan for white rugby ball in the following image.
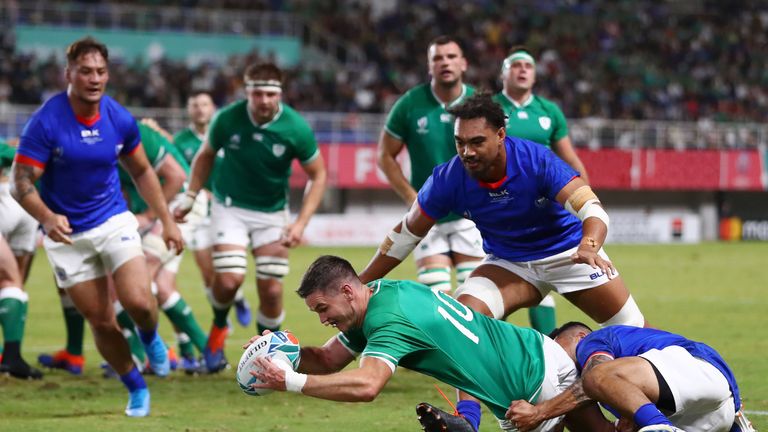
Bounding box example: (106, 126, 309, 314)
(236, 331, 301, 396)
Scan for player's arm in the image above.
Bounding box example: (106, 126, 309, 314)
(506, 353, 614, 431)
(358, 201, 435, 283)
(174, 140, 216, 221)
(297, 335, 356, 374)
(282, 154, 327, 248)
(377, 131, 417, 205)
(252, 355, 393, 402)
(10, 160, 73, 244)
(552, 136, 589, 185)
(155, 155, 187, 206)
(555, 177, 613, 277)
(120, 144, 183, 252)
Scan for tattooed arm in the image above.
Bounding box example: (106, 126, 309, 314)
(505, 354, 614, 431)
(11, 162, 73, 244)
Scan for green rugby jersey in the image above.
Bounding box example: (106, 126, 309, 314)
(339, 279, 546, 419)
(492, 93, 568, 148)
(1, 139, 15, 170)
(385, 83, 474, 223)
(208, 100, 319, 212)
(173, 126, 222, 190)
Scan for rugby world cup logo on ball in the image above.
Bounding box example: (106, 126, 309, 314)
(236, 331, 301, 396)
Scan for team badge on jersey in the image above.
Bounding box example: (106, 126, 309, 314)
(440, 113, 453, 123)
(538, 117, 552, 130)
(417, 116, 428, 135)
(272, 143, 286, 157)
(517, 111, 528, 119)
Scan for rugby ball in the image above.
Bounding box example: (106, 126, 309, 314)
(236, 331, 301, 396)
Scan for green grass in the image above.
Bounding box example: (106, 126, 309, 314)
(1, 243, 766, 431)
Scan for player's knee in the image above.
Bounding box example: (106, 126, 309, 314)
(255, 256, 289, 281)
(417, 266, 451, 292)
(257, 280, 283, 304)
(213, 249, 248, 276)
(455, 260, 482, 285)
(598, 295, 645, 327)
(454, 277, 505, 319)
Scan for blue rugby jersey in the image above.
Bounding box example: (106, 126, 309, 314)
(17, 92, 140, 233)
(576, 326, 741, 411)
(417, 136, 582, 261)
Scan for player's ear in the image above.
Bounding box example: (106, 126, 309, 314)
(497, 126, 506, 142)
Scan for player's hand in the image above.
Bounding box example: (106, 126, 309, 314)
(571, 245, 616, 279)
(162, 220, 184, 255)
(43, 213, 73, 245)
(251, 356, 287, 391)
(281, 221, 305, 248)
(170, 191, 196, 223)
(506, 400, 544, 431)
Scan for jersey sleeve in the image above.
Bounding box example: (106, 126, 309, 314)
(119, 115, 141, 156)
(137, 124, 168, 168)
(383, 94, 409, 141)
(575, 330, 618, 371)
(336, 330, 366, 356)
(361, 317, 428, 373)
(17, 115, 52, 168)
(294, 121, 320, 165)
(531, 140, 579, 200)
(550, 104, 569, 143)
(416, 165, 453, 220)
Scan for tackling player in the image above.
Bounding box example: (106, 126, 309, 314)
(493, 46, 590, 335)
(175, 62, 327, 372)
(507, 322, 755, 432)
(174, 90, 252, 328)
(378, 35, 484, 294)
(11, 37, 178, 416)
(359, 93, 646, 431)
(248, 255, 614, 432)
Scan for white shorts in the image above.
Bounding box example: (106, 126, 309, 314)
(182, 216, 213, 251)
(43, 212, 144, 288)
(483, 245, 618, 297)
(0, 183, 38, 254)
(210, 199, 288, 249)
(497, 336, 576, 431)
(413, 218, 485, 261)
(640, 346, 735, 432)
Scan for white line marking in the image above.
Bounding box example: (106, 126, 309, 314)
(744, 410, 768, 416)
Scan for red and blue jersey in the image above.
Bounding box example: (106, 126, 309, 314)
(576, 326, 741, 411)
(16, 92, 140, 233)
(417, 136, 582, 261)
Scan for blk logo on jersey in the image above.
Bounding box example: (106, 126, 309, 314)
(488, 189, 513, 203)
(80, 129, 102, 145)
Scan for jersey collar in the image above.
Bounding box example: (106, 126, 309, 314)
(502, 92, 534, 109)
(247, 102, 283, 129)
(188, 124, 207, 141)
(431, 84, 469, 109)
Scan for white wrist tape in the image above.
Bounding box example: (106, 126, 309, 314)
(284, 370, 308, 393)
(170, 190, 198, 213)
(580, 202, 610, 227)
(379, 215, 424, 261)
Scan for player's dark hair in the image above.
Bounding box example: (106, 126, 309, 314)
(297, 255, 358, 298)
(548, 321, 592, 339)
(428, 35, 464, 54)
(188, 89, 214, 100)
(507, 44, 535, 58)
(244, 62, 283, 83)
(447, 92, 506, 131)
(66, 36, 109, 64)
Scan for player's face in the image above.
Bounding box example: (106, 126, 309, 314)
(246, 87, 281, 124)
(454, 117, 506, 179)
(66, 51, 109, 104)
(187, 94, 215, 127)
(503, 59, 536, 92)
(305, 287, 358, 333)
(428, 42, 467, 87)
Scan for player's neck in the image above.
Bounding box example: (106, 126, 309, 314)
(503, 87, 532, 106)
(67, 90, 100, 120)
(431, 80, 464, 106)
(478, 148, 507, 184)
(192, 123, 208, 136)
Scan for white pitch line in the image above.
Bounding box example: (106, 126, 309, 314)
(744, 410, 768, 416)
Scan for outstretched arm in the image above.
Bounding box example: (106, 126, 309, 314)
(242, 333, 356, 375)
(377, 131, 417, 206)
(252, 355, 393, 402)
(552, 136, 589, 185)
(358, 201, 435, 283)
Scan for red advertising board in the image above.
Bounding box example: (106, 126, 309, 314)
(290, 144, 766, 191)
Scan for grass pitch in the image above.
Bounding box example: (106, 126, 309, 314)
(1, 243, 766, 431)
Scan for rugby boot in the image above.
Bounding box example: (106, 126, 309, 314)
(638, 426, 686, 432)
(142, 333, 170, 377)
(416, 402, 476, 432)
(125, 388, 150, 417)
(38, 350, 84, 375)
(234, 298, 252, 327)
(2, 358, 43, 380)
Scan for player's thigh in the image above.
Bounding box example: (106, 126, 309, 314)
(111, 256, 152, 305)
(561, 276, 631, 323)
(583, 357, 660, 402)
(66, 276, 114, 324)
(193, 247, 215, 285)
(0, 235, 22, 287)
(210, 201, 251, 249)
(413, 224, 451, 263)
(444, 219, 485, 260)
(43, 235, 104, 289)
(253, 240, 290, 285)
(467, 263, 543, 310)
